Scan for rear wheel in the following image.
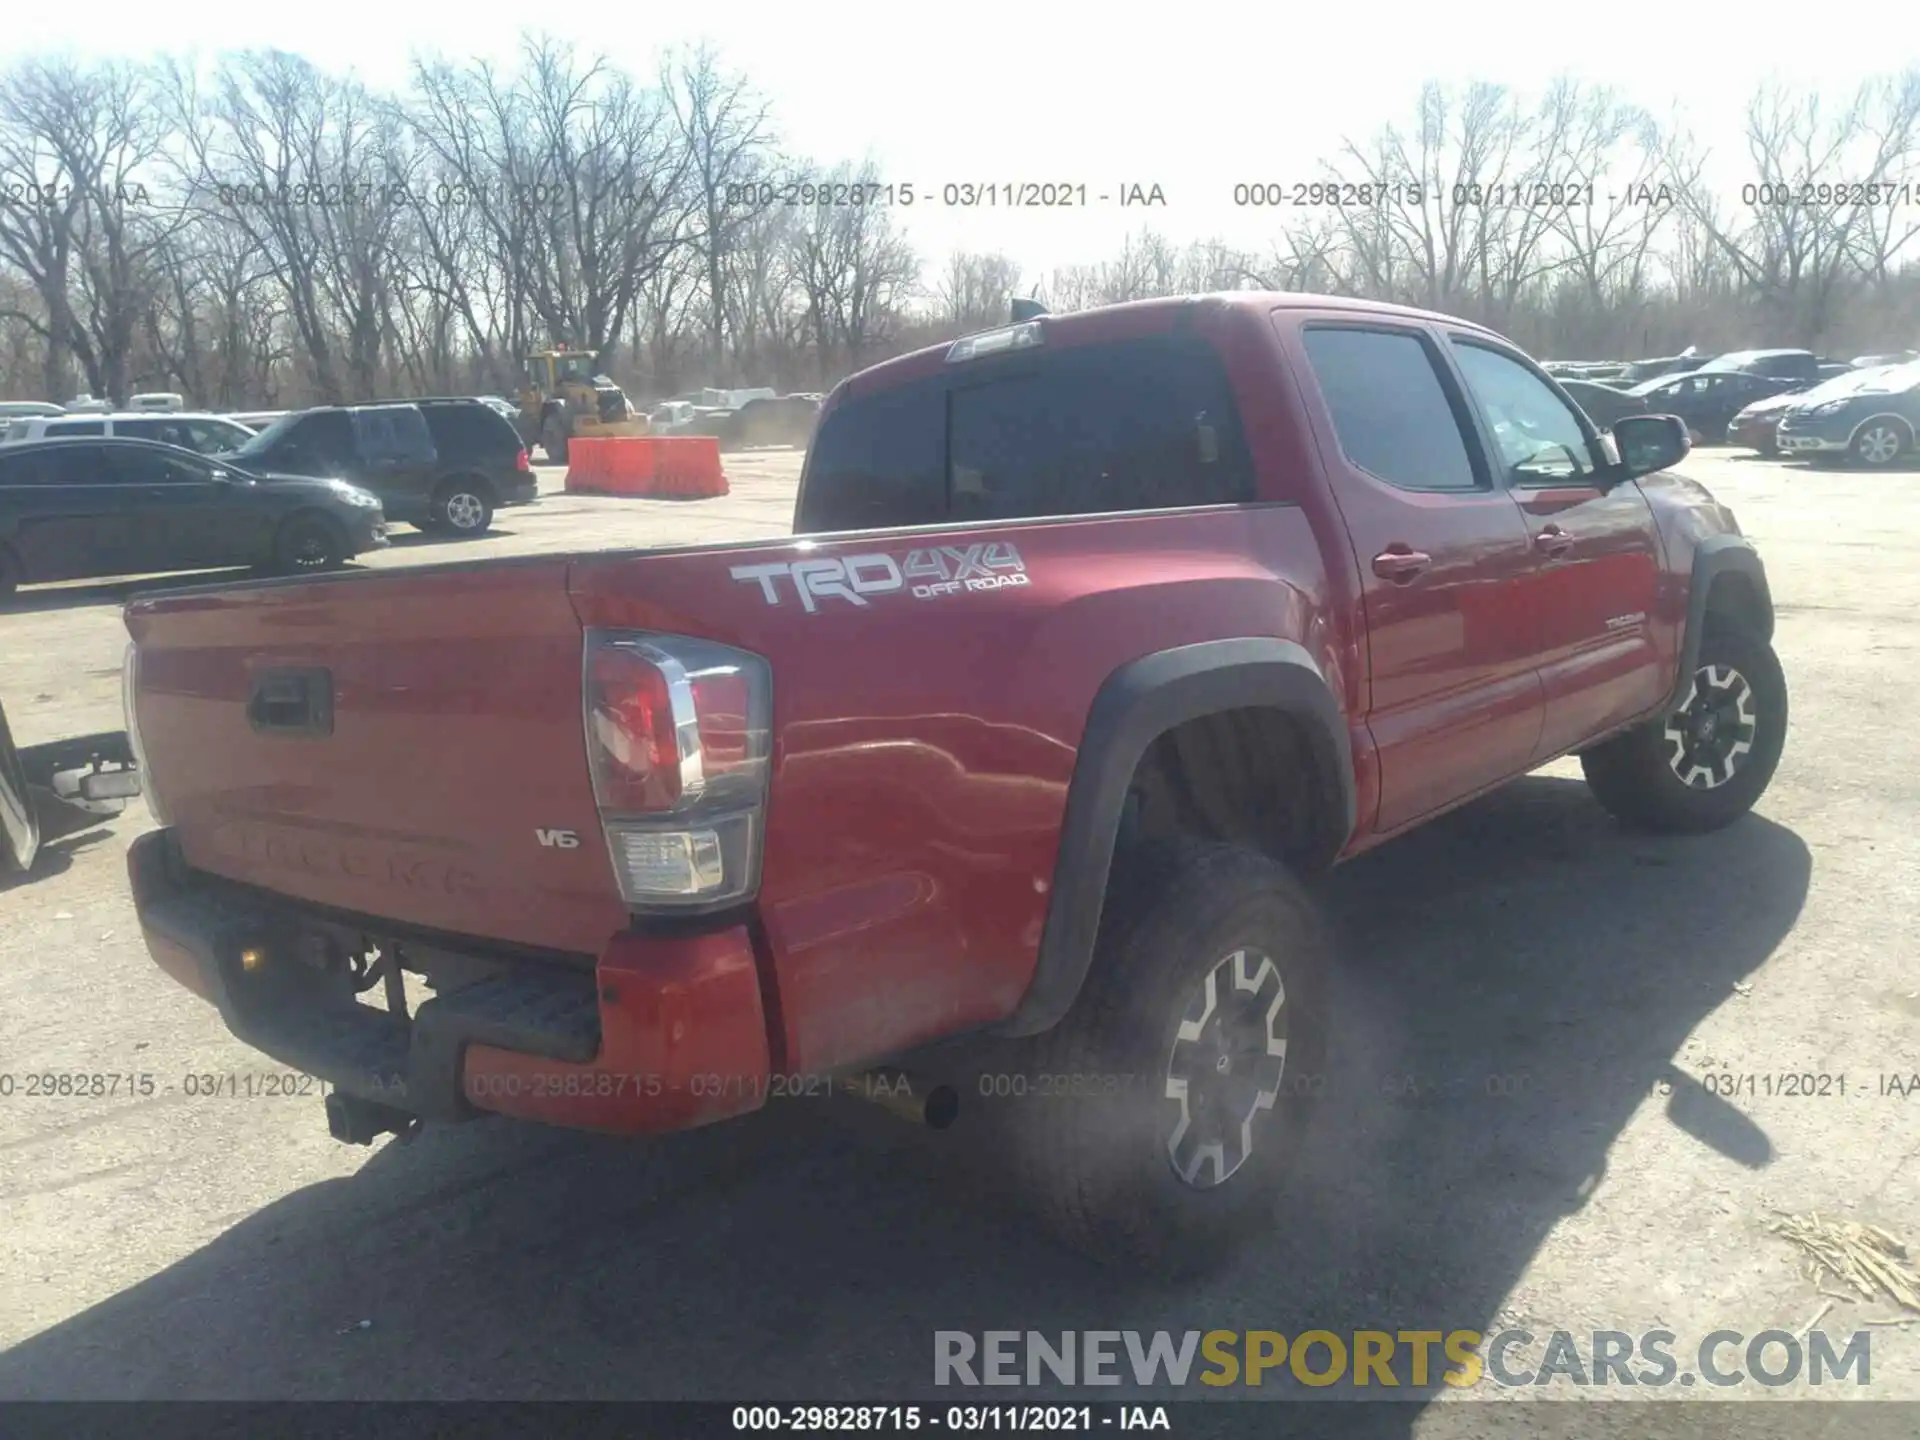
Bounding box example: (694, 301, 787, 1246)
(0, 548, 18, 603)
(429, 478, 494, 537)
(1849, 419, 1910, 469)
(271, 514, 348, 575)
(1582, 624, 1788, 833)
(996, 836, 1329, 1274)
(541, 419, 569, 465)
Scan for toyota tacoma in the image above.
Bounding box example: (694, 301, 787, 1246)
(122, 293, 1786, 1270)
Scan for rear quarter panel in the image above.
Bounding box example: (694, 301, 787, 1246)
(570, 505, 1336, 1074)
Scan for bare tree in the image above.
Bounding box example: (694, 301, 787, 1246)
(789, 159, 917, 378)
(664, 44, 775, 372)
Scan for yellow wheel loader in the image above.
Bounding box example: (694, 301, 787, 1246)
(516, 349, 648, 464)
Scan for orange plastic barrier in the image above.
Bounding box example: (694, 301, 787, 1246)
(564, 436, 728, 499)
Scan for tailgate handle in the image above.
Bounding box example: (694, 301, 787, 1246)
(247, 667, 334, 737)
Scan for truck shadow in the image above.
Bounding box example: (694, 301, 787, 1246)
(0, 775, 1810, 1423)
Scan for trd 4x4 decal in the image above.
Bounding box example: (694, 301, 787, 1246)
(730, 542, 1029, 612)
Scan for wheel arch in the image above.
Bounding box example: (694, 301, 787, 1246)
(1664, 535, 1774, 715)
(999, 638, 1355, 1038)
(1847, 411, 1914, 452)
(435, 470, 497, 499)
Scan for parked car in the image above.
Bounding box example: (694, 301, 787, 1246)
(1851, 351, 1918, 369)
(224, 399, 535, 536)
(0, 437, 387, 599)
(2, 411, 257, 455)
(1728, 365, 1905, 455)
(122, 292, 1784, 1273)
(1619, 350, 1706, 384)
(1698, 349, 1846, 384)
(0, 401, 65, 420)
(1627, 368, 1806, 443)
(1776, 359, 1920, 467)
(1557, 378, 1649, 429)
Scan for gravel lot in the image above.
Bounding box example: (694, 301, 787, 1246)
(1, 446, 1916, 1424)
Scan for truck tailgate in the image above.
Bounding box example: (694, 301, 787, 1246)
(125, 559, 627, 956)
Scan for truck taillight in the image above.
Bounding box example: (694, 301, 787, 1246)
(516, 447, 531, 472)
(122, 641, 169, 826)
(582, 631, 772, 911)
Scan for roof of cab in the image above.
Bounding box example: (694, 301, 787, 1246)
(832, 291, 1505, 402)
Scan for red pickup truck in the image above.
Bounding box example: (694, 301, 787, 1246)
(123, 293, 1786, 1271)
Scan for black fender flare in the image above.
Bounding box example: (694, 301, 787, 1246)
(999, 637, 1356, 1037)
(1663, 536, 1774, 715)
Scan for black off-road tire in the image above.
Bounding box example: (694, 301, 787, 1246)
(270, 513, 349, 575)
(542, 421, 569, 466)
(996, 835, 1331, 1274)
(429, 477, 494, 537)
(1582, 624, 1788, 834)
(0, 548, 18, 604)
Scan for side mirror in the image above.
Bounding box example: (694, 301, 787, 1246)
(1609, 414, 1690, 481)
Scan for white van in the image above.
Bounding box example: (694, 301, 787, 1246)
(1, 411, 258, 454)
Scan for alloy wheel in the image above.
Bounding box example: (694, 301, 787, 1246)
(1164, 948, 1289, 1189)
(1855, 424, 1904, 466)
(1663, 664, 1758, 790)
(445, 492, 486, 530)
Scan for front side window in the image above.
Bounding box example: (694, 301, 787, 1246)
(1451, 341, 1597, 485)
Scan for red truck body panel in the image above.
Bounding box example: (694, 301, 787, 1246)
(569, 503, 1334, 1073)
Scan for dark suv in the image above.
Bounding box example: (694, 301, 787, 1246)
(222, 399, 535, 536)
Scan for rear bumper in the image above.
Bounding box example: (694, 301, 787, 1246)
(1727, 415, 1781, 447)
(500, 476, 539, 507)
(127, 829, 772, 1135)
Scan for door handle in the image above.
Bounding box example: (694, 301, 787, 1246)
(1534, 526, 1574, 557)
(1372, 548, 1432, 581)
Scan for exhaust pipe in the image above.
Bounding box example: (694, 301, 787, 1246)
(843, 1067, 959, 1130)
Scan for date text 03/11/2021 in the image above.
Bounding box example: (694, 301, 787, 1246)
(730, 1405, 1169, 1432)
(721, 182, 1166, 209)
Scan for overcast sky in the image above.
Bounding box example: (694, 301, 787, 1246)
(6, 2, 1910, 276)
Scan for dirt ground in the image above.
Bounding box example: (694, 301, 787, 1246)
(1, 446, 1916, 1425)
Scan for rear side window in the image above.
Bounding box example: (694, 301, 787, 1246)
(796, 334, 1255, 533)
(421, 403, 519, 458)
(797, 385, 946, 532)
(0, 450, 65, 485)
(1300, 327, 1481, 491)
(352, 406, 435, 460)
(2, 445, 102, 484)
(947, 335, 1254, 521)
(114, 418, 164, 441)
(45, 420, 105, 438)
